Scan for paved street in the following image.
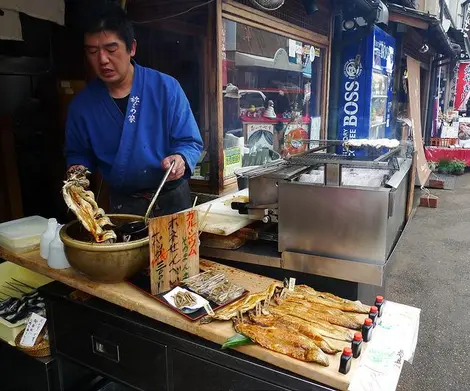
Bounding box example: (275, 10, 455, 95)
(386, 174, 470, 390)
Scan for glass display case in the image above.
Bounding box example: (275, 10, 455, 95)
(221, 19, 325, 178)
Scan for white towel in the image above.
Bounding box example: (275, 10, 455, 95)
(0, 9, 22, 41)
(0, 0, 64, 26)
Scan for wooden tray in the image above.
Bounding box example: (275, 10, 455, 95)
(127, 270, 248, 321)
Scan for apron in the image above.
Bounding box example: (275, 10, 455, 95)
(109, 180, 191, 217)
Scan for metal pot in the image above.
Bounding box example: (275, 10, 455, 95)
(59, 214, 149, 283)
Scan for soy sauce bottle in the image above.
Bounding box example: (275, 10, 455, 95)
(369, 306, 378, 327)
(362, 318, 373, 342)
(351, 332, 363, 358)
(375, 295, 385, 317)
(339, 347, 353, 374)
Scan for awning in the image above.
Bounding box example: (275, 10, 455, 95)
(388, 3, 457, 58)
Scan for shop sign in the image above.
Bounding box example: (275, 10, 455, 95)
(246, 123, 274, 150)
(149, 211, 200, 294)
(454, 61, 470, 110)
(223, 147, 242, 178)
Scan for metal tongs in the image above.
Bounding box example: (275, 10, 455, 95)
(116, 160, 176, 238)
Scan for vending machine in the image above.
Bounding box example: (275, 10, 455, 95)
(338, 25, 395, 155)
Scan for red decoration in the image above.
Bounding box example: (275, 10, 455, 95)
(454, 62, 470, 110)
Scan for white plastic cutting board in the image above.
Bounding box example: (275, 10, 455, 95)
(195, 189, 259, 236)
(0, 216, 48, 253)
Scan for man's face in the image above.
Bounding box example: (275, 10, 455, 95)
(84, 30, 136, 84)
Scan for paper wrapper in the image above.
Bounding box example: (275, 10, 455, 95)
(163, 287, 208, 311)
(348, 301, 420, 391)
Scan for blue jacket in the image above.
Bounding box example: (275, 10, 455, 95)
(64, 62, 203, 193)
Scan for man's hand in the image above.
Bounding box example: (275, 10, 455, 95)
(161, 154, 186, 181)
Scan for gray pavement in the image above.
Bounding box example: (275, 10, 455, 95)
(386, 174, 470, 390)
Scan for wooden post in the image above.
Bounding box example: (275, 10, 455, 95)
(406, 151, 417, 221)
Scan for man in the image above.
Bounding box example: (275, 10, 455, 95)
(65, 5, 203, 217)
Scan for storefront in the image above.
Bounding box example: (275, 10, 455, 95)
(130, 0, 333, 195)
(218, 1, 331, 190)
(0, 2, 422, 391)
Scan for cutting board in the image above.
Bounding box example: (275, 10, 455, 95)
(196, 189, 259, 236)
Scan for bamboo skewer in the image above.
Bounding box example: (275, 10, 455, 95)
(198, 204, 212, 237)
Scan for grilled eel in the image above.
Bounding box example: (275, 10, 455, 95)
(62, 167, 116, 243)
(200, 282, 283, 324)
(276, 298, 363, 330)
(268, 306, 355, 341)
(234, 319, 330, 366)
(249, 313, 341, 354)
(293, 285, 370, 314)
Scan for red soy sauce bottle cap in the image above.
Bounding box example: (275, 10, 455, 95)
(370, 306, 378, 313)
(376, 295, 384, 303)
(343, 347, 353, 357)
(364, 318, 373, 326)
(354, 332, 363, 341)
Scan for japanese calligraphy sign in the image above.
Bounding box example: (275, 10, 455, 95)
(149, 210, 199, 295)
(454, 61, 470, 111)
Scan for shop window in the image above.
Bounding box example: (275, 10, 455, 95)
(221, 19, 324, 179)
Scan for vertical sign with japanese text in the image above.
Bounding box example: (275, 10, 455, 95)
(149, 210, 199, 295)
(454, 61, 470, 111)
(407, 56, 431, 187)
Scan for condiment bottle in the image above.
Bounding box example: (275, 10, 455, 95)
(48, 225, 71, 270)
(369, 306, 378, 327)
(339, 347, 353, 374)
(375, 295, 385, 317)
(362, 318, 373, 342)
(351, 332, 363, 358)
(40, 218, 57, 259)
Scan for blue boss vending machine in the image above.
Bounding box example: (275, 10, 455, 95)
(338, 25, 395, 155)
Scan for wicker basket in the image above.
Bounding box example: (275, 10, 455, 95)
(15, 328, 51, 358)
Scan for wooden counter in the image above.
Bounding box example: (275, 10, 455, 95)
(0, 247, 359, 390)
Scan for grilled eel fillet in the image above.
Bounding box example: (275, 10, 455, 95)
(249, 313, 341, 354)
(234, 320, 330, 366)
(268, 306, 355, 341)
(293, 285, 370, 314)
(62, 167, 116, 243)
(200, 282, 283, 323)
(276, 298, 363, 330)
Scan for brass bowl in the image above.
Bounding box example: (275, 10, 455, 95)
(59, 214, 149, 283)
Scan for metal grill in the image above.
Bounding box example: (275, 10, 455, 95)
(285, 145, 402, 169)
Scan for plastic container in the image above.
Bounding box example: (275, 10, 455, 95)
(40, 218, 58, 259)
(47, 225, 71, 269)
(0, 216, 48, 253)
(0, 262, 52, 345)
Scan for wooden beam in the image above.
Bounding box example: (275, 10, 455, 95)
(222, 0, 329, 47)
(389, 12, 429, 30)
